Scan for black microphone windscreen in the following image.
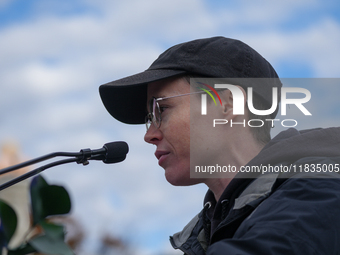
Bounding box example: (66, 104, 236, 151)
(103, 142, 129, 164)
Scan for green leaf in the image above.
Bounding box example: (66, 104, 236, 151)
(30, 175, 49, 225)
(30, 175, 71, 225)
(0, 199, 17, 247)
(8, 221, 70, 255)
(8, 243, 36, 255)
(29, 235, 74, 255)
(40, 221, 65, 240)
(40, 185, 71, 217)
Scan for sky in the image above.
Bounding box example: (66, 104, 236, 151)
(0, 0, 339, 254)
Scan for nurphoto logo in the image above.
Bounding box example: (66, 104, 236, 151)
(197, 82, 312, 128)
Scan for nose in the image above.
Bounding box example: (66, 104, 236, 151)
(144, 124, 163, 145)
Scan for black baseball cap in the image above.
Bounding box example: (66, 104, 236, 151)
(99, 36, 282, 124)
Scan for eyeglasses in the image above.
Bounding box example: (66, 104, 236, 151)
(145, 91, 205, 131)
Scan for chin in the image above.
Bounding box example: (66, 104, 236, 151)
(164, 168, 201, 186)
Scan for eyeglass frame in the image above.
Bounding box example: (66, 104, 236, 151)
(145, 89, 216, 131)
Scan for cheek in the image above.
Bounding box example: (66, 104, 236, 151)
(176, 109, 191, 147)
(166, 118, 190, 150)
(162, 112, 191, 165)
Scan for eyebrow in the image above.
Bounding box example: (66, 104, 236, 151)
(157, 91, 206, 101)
(147, 94, 166, 102)
(146, 94, 175, 112)
(154, 94, 167, 100)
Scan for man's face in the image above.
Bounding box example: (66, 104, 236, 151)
(144, 77, 201, 186)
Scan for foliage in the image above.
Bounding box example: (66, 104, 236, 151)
(0, 175, 73, 255)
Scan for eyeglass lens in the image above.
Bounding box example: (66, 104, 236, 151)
(153, 99, 161, 128)
(146, 98, 161, 131)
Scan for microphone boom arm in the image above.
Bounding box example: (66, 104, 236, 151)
(0, 158, 78, 191)
(0, 141, 129, 191)
(0, 151, 81, 176)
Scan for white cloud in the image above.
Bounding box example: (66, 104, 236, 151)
(233, 17, 340, 77)
(0, 0, 339, 253)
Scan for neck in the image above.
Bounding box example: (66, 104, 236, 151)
(205, 178, 234, 201)
(204, 135, 264, 202)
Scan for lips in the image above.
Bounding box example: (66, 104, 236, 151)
(155, 150, 170, 166)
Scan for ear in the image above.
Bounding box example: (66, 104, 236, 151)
(221, 86, 247, 119)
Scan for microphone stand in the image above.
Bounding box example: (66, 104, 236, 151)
(0, 158, 78, 191)
(0, 147, 107, 191)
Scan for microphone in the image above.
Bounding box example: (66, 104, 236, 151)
(102, 141, 129, 163)
(0, 141, 129, 191)
(80, 142, 129, 164)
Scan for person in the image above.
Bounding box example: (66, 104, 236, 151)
(99, 37, 340, 254)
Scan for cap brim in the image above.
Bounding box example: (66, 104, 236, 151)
(99, 69, 187, 124)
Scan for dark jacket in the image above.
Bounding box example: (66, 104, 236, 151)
(170, 128, 340, 254)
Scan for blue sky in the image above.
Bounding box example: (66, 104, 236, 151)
(0, 0, 339, 254)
